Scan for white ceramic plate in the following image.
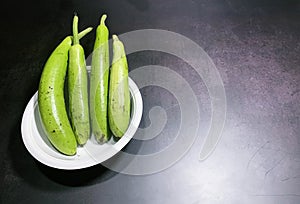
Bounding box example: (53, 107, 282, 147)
(21, 77, 142, 170)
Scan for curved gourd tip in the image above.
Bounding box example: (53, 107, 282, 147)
(100, 14, 107, 25)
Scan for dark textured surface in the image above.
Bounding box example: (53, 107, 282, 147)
(1, 0, 300, 203)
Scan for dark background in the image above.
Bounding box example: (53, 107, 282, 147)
(1, 0, 300, 203)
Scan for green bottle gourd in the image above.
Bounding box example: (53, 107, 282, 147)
(90, 14, 110, 143)
(108, 35, 130, 137)
(68, 14, 90, 145)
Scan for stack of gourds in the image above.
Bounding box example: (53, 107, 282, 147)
(38, 14, 130, 155)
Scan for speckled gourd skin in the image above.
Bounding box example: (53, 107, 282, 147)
(38, 36, 77, 155)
